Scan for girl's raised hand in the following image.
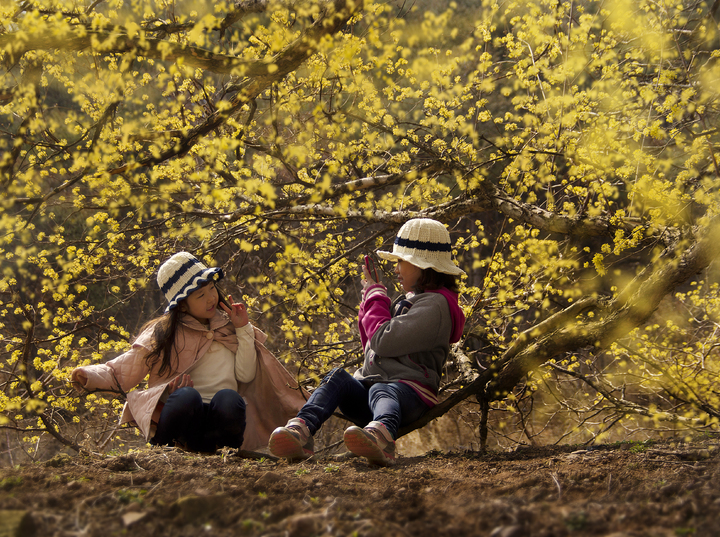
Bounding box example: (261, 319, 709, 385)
(220, 295, 249, 328)
(361, 264, 379, 290)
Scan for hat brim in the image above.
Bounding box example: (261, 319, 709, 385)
(166, 267, 224, 312)
(376, 250, 466, 276)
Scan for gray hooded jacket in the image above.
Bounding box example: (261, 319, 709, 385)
(354, 286, 464, 397)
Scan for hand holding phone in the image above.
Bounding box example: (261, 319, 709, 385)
(364, 254, 379, 283)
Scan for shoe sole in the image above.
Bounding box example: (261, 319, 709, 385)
(343, 427, 395, 466)
(269, 429, 312, 460)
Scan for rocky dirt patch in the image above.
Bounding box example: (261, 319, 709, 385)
(2, 440, 720, 536)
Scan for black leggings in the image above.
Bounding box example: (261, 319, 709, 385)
(152, 387, 246, 452)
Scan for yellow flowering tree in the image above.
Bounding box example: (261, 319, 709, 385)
(1, 0, 720, 458)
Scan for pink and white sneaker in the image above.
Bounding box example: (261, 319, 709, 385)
(269, 418, 314, 461)
(343, 421, 396, 466)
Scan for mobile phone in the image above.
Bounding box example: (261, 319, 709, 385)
(364, 254, 379, 281)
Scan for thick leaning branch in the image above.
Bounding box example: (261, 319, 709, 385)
(488, 214, 720, 399)
(399, 214, 720, 438)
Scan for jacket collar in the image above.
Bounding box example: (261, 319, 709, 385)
(179, 310, 231, 332)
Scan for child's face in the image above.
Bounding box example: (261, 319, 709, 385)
(395, 260, 423, 293)
(181, 282, 219, 323)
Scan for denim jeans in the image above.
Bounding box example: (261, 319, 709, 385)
(297, 368, 428, 439)
(152, 387, 246, 452)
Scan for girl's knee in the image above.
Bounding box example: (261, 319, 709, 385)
(167, 386, 203, 408)
(211, 390, 246, 416)
(368, 383, 397, 400)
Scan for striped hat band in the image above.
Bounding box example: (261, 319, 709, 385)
(377, 218, 465, 276)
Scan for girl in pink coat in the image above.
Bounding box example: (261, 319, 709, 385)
(72, 252, 306, 452)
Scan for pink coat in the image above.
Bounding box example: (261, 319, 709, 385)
(71, 313, 307, 450)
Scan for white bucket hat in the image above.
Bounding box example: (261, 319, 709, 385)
(376, 218, 466, 276)
(157, 252, 223, 312)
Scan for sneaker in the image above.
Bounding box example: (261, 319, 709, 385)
(343, 421, 396, 466)
(269, 418, 314, 460)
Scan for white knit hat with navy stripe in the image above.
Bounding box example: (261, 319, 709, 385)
(157, 252, 223, 312)
(377, 218, 466, 276)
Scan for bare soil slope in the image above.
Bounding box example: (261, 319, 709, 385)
(2, 439, 719, 536)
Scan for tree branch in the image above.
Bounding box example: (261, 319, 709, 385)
(547, 362, 705, 426)
(397, 214, 720, 437)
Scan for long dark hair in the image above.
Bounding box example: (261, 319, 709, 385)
(139, 308, 183, 378)
(140, 282, 230, 377)
(414, 268, 459, 293)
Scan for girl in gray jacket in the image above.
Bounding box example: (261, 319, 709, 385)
(269, 219, 466, 465)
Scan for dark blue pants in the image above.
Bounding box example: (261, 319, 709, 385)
(297, 368, 428, 439)
(152, 387, 246, 452)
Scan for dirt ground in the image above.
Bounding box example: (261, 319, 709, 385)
(2, 438, 720, 537)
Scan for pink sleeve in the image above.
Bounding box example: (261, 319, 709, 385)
(71, 343, 151, 393)
(358, 284, 391, 346)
